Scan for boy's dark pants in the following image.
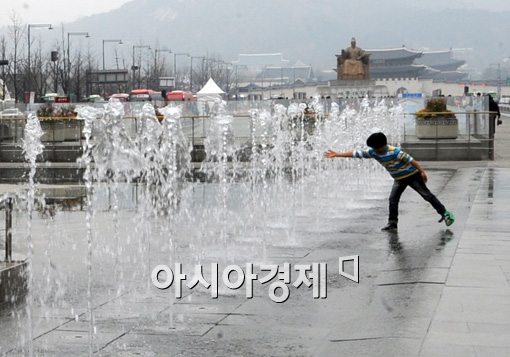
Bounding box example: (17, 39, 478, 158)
(388, 172, 446, 224)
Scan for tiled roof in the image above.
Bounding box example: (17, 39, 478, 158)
(233, 53, 290, 67)
(365, 48, 423, 61)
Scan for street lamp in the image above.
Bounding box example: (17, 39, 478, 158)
(190, 56, 204, 92)
(202, 57, 219, 81)
(496, 58, 510, 100)
(27, 23, 52, 97)
(131, 45, 151, 89)
(102, 39, 123, 70)
(154, 49, 172, 73)
(222, 61, 233, 96)
(1, 59, 8, 101)
(173, 52, 190, 89)
(490, 58, 510, 101)
(211, 60, 230, 95)
(154, 49, 172, 89)
(67, 32, 90, 97)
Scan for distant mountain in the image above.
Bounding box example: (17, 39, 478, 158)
(64, 0, 510, 71)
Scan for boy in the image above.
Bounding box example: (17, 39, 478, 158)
(324, 132, 454, 231)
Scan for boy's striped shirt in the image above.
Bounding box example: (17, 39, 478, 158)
(353, 145, 417, 180)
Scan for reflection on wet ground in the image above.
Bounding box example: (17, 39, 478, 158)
(0, 168, 483, 356)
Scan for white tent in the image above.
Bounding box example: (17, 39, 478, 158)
(197, 78, 225, 102)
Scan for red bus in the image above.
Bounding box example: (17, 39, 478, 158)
(166, 90, 195, 101)
(130, 89, 161, 102)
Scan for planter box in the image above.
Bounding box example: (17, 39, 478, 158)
(39, 119, 82, 142)
(416, 117, 458, 139)
(40, 121, 65, 142)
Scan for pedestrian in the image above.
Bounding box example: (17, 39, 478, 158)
(488, 94, 502, 127)
(324, 132, 455, 231)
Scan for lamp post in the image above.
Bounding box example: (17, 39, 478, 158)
(490, 59, 509, 101)
(223, 62, 233, 96)
(27, 23, 52, 98)
(131, 45, 151, 89)
(154, 49, 172, 71)
(496, 58, 510, 101)
(234, 64, 240, 100)
(173, 52, 190, 89)
(102, 39, 123, 70)
(67, 32, 90, 98)
(1, 59, 8, 101)
(154, 49, 172, 89)
(190, 56, 204, 92)
(203, 58, 220, 80)
(292, 66, 296, 99)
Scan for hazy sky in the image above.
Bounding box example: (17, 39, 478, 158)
(2, 0, 510, 26)
(0, 0, 132, 25)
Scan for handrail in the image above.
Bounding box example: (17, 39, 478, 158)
(404, 111, 498, 116)
(1, 196, 13, 263)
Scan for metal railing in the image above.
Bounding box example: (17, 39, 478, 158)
(0, 98, 500, 163)
(400, 110, 497, 160)
(2, 196, 13, 263)
(399, 94, 497, 161)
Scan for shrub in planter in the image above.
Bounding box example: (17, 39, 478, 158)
(415, 97, 458, 139)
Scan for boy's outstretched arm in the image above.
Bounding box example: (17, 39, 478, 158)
(410, 159, 428, 183)
(324, 150, 354, 158)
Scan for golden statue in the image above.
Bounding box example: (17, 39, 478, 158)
(336, 38, 370, 80)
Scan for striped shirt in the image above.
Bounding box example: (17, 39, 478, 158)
(353, 145, 417, 180)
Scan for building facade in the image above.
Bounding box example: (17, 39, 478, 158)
(366, 47, 467, 81)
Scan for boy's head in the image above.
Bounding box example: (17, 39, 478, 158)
(367, 132, 387, 153)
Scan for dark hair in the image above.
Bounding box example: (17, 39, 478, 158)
(366, 132, 387, 149)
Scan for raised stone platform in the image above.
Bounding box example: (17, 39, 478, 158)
(0, 162, 85, 183)
(0, 142, 83, 163)
(402, 135, 491, 161)
(317, 79, 388, 98)
(0, 258, 28, 311)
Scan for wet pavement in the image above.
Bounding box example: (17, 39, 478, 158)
(1, 118, 510, 356)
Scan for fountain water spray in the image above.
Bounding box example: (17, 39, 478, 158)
(7, 96, 406, 355)
(21, 112, 44, 356)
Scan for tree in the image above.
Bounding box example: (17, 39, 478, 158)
(8, 11, 25, 102)
(0, 35, 8, 100)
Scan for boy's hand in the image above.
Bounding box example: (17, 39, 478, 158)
(420, 170, 428, 183)
(324, 150, 338, 158)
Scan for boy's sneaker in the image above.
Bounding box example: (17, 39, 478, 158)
(381, 223, 398, 232)
(438, 210, 455, 227)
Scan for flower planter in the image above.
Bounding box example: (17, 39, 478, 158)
(40, 121, 65, 142)
(38, 117, 82, 142)
(415, 117, 458, 139)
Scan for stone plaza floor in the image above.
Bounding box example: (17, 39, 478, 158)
(1, 118, 510, 356)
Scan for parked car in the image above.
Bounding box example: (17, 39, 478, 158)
(82, 95, 105, 103)
(0, 108, 24, 118)
(109, 93, 130, 102)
